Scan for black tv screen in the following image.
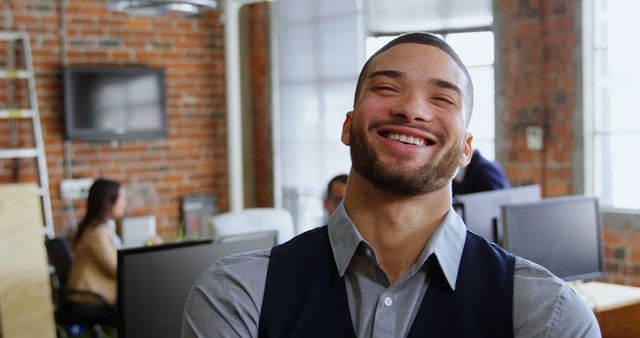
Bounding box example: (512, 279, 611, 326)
(64, 66, 167, 141)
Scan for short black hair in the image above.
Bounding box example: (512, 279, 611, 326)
(353, 32, 474, 126)
(326, 174, 348, 198)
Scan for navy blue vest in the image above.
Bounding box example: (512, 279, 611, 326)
(258, 226, 515, 338)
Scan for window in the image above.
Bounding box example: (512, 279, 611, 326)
(586, 0, 640, 209)
(274, 0, 363, 232)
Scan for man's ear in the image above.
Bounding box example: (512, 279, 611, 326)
(341, 112, 353, 146)
(459, 132, 473, 167)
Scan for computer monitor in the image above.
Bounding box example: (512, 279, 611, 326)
(216, 230, 278, 244)
(453, 185, 541, 244)
(117, 233, 277, 338)
(121, 215, 156, 248)
(501, 195, 605, 282)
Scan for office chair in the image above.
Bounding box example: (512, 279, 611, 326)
(209, 208, 296, 245)
(45, 237, 117, 337)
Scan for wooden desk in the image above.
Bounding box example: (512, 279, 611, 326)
(573, 282, 640, 338)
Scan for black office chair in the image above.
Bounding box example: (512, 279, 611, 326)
(45, 236, 117, 337)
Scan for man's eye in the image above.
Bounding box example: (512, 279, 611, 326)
(373, 85, 396, 92)
(434, 97, 456, 106)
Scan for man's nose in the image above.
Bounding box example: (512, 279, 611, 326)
(390, 92, 433, 122)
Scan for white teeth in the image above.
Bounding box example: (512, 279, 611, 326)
(387, 133, 425, 146)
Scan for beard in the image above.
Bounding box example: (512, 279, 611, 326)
(349, 119, 464, 197)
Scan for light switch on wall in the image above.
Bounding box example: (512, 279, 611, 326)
(525, 126, 544, 151)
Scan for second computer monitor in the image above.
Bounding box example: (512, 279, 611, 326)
(117, 232, 277, 338)
(501, 196, 604, 281)
(454, 185, 542, 244)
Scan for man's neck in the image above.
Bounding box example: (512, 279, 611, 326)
(343, 172, 452, 283)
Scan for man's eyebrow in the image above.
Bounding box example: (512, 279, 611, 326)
(367, 70, 403, 80)
(429, 78, 463, 98)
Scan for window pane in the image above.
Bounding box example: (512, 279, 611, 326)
(319, 16, 362, 79)
(604, 0, 640, 133)
(366, 0, 493, 33)
(591, 0, 640, 209)
(321, 81, 355, 140)
(365, 36, 395, 58)
(473, 140, 495, 161)
(594, 134, 640, 209)
(280, 83, 321, 142)
(467, 65, 495, 145)
(279, 24, 317, 82)
(446, 31, 494, 67)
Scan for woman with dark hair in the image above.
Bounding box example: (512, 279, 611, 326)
(67, 178, 126, 307)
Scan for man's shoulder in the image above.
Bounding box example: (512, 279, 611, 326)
(182, 250, 272, 337)
(192, 248, 272, 297)
(513, 256, 600, 337)
(213, 248, 272, 275)
(513, 256, 570, 298)
(190, 248, 272, 312)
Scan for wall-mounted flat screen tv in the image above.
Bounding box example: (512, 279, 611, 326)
(64, 66, 167, 141)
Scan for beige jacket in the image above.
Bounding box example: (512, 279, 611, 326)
(67, 223, 118, 306)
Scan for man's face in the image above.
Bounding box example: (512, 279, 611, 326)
(341, 43, 473, 196)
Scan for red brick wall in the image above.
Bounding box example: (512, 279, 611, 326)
(0, 0, 272, 238)
(602, 213, 640, 286)
(495, 0, 579, 197)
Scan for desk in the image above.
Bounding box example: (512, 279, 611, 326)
(573, 282, 640, 338)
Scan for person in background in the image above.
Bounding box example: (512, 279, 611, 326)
(182, 33, 599, 337)
(323, 174, 348, 216)
(452, 149, 509, 196)
(67, 178, 125, 309)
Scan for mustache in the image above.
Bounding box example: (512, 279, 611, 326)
(367, 119, 447, 144)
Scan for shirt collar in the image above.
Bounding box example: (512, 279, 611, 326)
(327, 203, 363, 276)
(327, 203, 467, 290)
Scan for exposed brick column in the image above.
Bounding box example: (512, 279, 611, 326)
(494, 0, 580, 197)
(248, 3, 273, 207)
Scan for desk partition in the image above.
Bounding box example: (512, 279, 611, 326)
(117, 232, 277, 338)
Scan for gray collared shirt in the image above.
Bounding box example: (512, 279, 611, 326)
(182, 204, 600, 338)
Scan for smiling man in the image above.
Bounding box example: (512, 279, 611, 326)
(182, 33, 600, 338)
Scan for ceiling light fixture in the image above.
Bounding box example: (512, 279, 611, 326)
(106, 0, 217, 16)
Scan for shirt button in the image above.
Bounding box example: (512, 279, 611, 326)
(384, 297, 393, 307)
